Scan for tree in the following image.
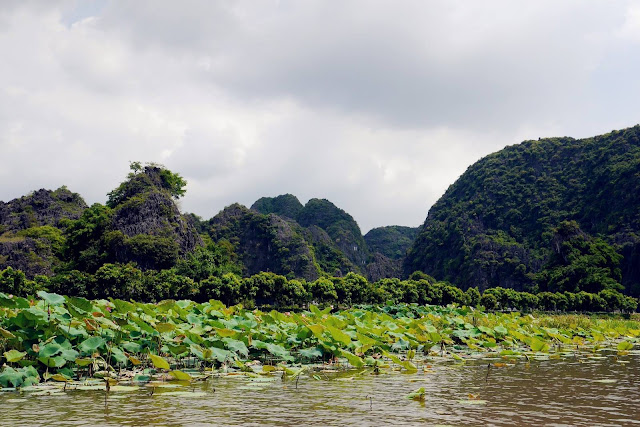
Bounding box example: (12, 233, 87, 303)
(92, 263, 145, 300)
(537, 221, 624, 293)
(0, 267, 41, 296)
(106, 163, 187, 208)
(309, 278, 338, 305)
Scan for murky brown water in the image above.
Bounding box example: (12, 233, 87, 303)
(2, 352, 640, 426)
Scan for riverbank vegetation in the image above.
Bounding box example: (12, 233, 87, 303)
(1, 266, 637, 313)
(1, 290, 639, 390)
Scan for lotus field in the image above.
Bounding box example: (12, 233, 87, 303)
(1, 290, 639, 392)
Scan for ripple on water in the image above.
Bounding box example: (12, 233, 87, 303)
(2, 355, 640, 426)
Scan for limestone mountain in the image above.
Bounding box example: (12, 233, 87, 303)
(365, 226, 419, 260)
(248, 195, 417, 280)
(251, 194, 304, 220)
(0, 187, 87, 277)
(64, 164, 202, 272)
(205, 203, 321, 280)
(406, 125, 640, 295)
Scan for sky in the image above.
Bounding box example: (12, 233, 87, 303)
(1, 1, 639, 232)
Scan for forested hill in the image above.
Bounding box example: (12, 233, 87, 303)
(0, 167, 417, 284)
(405, 125, 640, 296)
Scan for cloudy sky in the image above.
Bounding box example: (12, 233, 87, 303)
(1, 1, 639, 232)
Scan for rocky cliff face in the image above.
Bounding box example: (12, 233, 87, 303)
(111, 188, 201, 256)
(251, 194, 304, 220)
(106, 166, 202, 269)
(0, 187, 86, 277)
(0, 187, 86, 233)
(207, 203, 320, 280)
(296, 198, 370, 268)
(60, 165, 203, 272)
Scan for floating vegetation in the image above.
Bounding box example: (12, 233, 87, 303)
(1, 290, 639, 395)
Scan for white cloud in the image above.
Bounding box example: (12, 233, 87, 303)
(1, 1, 639, 232)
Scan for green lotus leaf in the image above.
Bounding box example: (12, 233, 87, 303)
(0, 327, 16, 339)
(265, 343, 292, 361)
(407, 387, 426, 401)
(209, 347, 232, 363)
(339, 349, 364, 368)
(149, 354, 170, 370)
(307, 324, 325, 339)
(37, 291, 66, 306)
(382, 350, 417, 371)
(166, 343, 188, 356)
(617, 341, 634, 351)
(169, 370, 192, 381)
(39, 343, 63, 358)
(79, 337, 105, 353)
(0, 367, 24, 388)
(60, 349, 79, 362)
(156, 323, 176, 333)
(222, 338, 249, 357)
(299, 347, 323, 359)
(38, 356, 66, 368)
(121, 341, 142, 353)
(109, 347, 128, 365)
(494, 326, 508, 335)
(4, 350, 26, 363)
(74, 358, 93, 367)
(326, 325, 351, 346)
(111, 299, 135, 313)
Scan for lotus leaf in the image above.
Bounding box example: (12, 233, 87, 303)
(39, 343, 63, 358)
(4, 350, 26, 363)
(617, 341, 634, 351)
(339, 349, 364, 368)
(0, 327, 16, 339)
(156, 323, 176, 333)
(149, 354, 170, 370)
(79, 337, 105, 353)
(169, 370, 192, 381)
(37, 291, 66, 306)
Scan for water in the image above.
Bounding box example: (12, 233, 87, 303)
(2, 353, 640, 426)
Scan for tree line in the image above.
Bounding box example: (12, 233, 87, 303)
(1, 265, 637, 313)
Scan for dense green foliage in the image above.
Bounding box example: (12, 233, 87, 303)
(3, 125, 640, 307)
(107, 162, 187, 208)
(1, 291, 639, 390)
(1, 266, 636, 313)
(62, 164, 201, 272)
(537, 221, 623, 293)
(365, 225, 419, 259)
(251, 194, 304, 219)
(252, 195, 373, 269)
(1, 163, 411, 285)
(205, 204, 321, 280)
(407, 126, 640, 295)
(297, 198, 370, 267)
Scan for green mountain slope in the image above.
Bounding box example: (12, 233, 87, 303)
(251, 194, 304, 219)
(365, 226, 419, 260)
(406, 125, 640, 295)
(297, 198, 369, 268)
(250, 195, 372, 274)
(206, 203, 321, 280)
(64, 164, 202, 272)
(0, 187, 87, 277)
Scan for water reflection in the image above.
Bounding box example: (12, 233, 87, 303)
(2, 354, 640, 426)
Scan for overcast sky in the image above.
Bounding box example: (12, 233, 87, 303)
(1, 1, 639, 232)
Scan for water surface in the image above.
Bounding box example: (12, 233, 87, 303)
(2, 353, 639, 426)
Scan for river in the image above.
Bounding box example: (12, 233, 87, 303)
(2, 351, 639, 426)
